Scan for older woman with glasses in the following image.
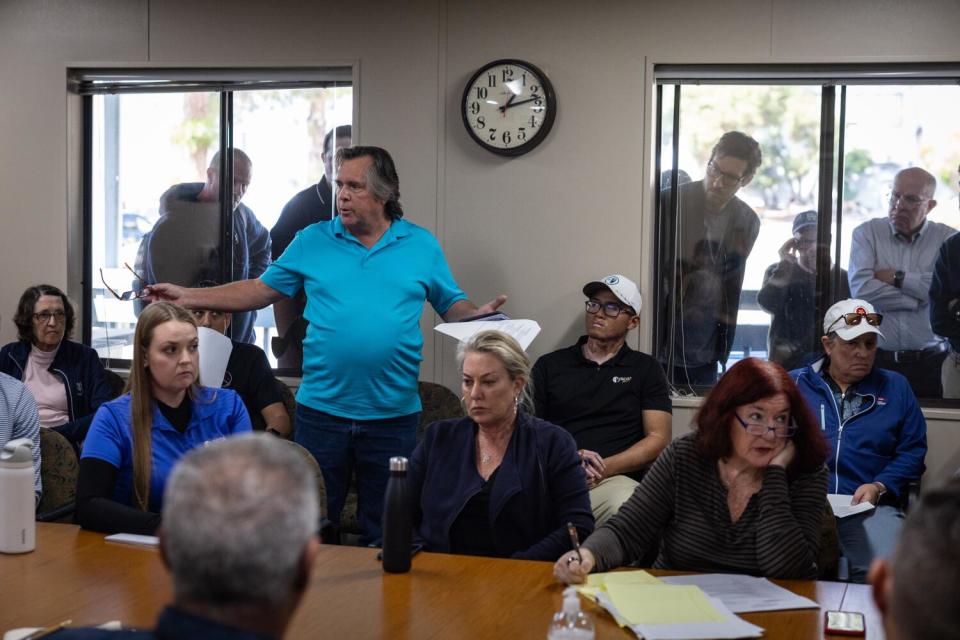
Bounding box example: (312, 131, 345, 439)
(554, 357, 828, 582)
(792, 298, 927, 583)
(0, 284, 112, 447)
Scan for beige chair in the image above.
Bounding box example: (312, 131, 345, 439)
(337, 381, 464, 543)
(282, 440, 327, 524)
(36, 429, 79, 522)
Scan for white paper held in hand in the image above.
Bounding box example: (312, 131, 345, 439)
(197, 326, 233, 388)
(828, 493, 876, 519)
(434, 319, 541, 350)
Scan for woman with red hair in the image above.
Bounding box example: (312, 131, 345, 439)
(554, 358, 828, 581)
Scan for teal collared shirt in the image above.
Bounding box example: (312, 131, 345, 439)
(261, 217, 466, 419)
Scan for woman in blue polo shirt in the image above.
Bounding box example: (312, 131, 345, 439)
(76, 302, 251, 534)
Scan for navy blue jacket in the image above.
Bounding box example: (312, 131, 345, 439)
(411, 411, 594, 561)
(0, 339, 112, 444)
(51, 606, 276, 639)
(791, 358, 926, 500)
(930, 232, 960, 351)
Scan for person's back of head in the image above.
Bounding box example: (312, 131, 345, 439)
(870, 477, 960, 639)
(161, 433, 319, 630)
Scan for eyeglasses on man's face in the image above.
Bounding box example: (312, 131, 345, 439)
(99, 263, 148, 301)
(585, 299, 633, 318)
(706, 160, 747, 187)
(33, 310, 66, 324)
(734, 413, 797, 439)
(826, 311, 883, 334)
(887, 191, 930, 209)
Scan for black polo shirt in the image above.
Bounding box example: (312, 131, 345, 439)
(532, 336, 671, 461)
(221, 341, 283, 428)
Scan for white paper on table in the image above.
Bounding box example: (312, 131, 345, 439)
(828, 493, 876, 518)
(105, 533, 160, 547)
(434, 319, 541, 350)
(632, 596, 763, 640)
(660, 573, 819, 613)
(4, 622, 122, 640)
(197, 326, 233, 388)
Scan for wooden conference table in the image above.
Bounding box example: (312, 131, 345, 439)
(1, 524, 882, 639)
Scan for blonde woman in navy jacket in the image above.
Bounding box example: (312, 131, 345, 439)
(792, 299, 926, 582)
(411, 330, 593, 560)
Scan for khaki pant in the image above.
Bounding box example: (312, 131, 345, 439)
(942, 350, 960, 400)
(589, 475, 639, 527)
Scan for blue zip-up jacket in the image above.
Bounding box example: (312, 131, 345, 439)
(791, 358, 926, 500)
(410, 411, 594, 560)
(0, 339, 112, 445)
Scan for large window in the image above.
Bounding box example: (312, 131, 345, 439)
(71, 69, 353, 374)
(655, 66, 960, 403)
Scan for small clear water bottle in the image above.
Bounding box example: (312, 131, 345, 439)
(547, 587, 595, 640)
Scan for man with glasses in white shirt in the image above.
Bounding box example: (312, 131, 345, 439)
(658, 131, 762, 389)
(849, 167, 956, 399)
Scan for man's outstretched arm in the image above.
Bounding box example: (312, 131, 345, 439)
(145, 278, 286, 312)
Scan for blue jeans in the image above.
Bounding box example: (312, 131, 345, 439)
(836, 504, 904, 583)
(294, 404, 419, 545)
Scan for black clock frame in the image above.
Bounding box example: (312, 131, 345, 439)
(461, 58, 557, 157)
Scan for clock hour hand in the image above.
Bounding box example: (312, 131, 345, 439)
(499, 95, 541, 111)
(498, 93, 516, 114)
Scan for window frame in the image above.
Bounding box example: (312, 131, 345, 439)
(69, 66, 356, 375)
(652, 63, 960, 406)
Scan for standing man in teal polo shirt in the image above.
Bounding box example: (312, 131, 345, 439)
(146, 146, 505, 544)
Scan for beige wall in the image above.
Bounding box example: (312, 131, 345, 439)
(1, 0, 958, 485)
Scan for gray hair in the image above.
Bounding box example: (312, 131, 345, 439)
(888, 477, 960, 639)
(162, 433, 318, 606)
(457, 330, 533, 412)
(336, 146, 404, 220)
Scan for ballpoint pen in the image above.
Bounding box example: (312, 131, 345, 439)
(566, 521, 582, 563)
(23, 619, 72, 639)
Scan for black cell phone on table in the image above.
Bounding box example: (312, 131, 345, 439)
(824, 610, 866, 636)
(376, 543, 423, 561)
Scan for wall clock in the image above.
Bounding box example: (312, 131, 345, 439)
(461, 59, 556, 157)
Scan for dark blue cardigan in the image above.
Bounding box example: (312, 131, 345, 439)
(410, 411, 594, 561)
(0, 339, 112, 445)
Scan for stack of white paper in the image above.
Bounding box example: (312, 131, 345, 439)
(828, 493, 875, 518)
(660, 573, 819, 613)
(578, 571, 764, 639)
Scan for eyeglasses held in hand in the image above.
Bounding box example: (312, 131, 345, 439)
(100, 263, 148, 301)
(734, 413, 797, 439)
(826, 311, 883, 334)
(585, 300, 633, 318)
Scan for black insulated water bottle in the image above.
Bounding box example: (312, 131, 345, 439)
(381, 456, 412, 573)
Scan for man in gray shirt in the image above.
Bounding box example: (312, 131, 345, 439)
(658, 131, 762, 388)
(849, 167, 956, 398)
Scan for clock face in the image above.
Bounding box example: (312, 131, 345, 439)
(461, 59, 556, 157)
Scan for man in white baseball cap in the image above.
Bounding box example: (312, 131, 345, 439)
(792, 298, 926, 582)
(532, 275, 672, 526)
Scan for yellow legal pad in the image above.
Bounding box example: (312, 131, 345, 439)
(577, 571, 725, 626)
